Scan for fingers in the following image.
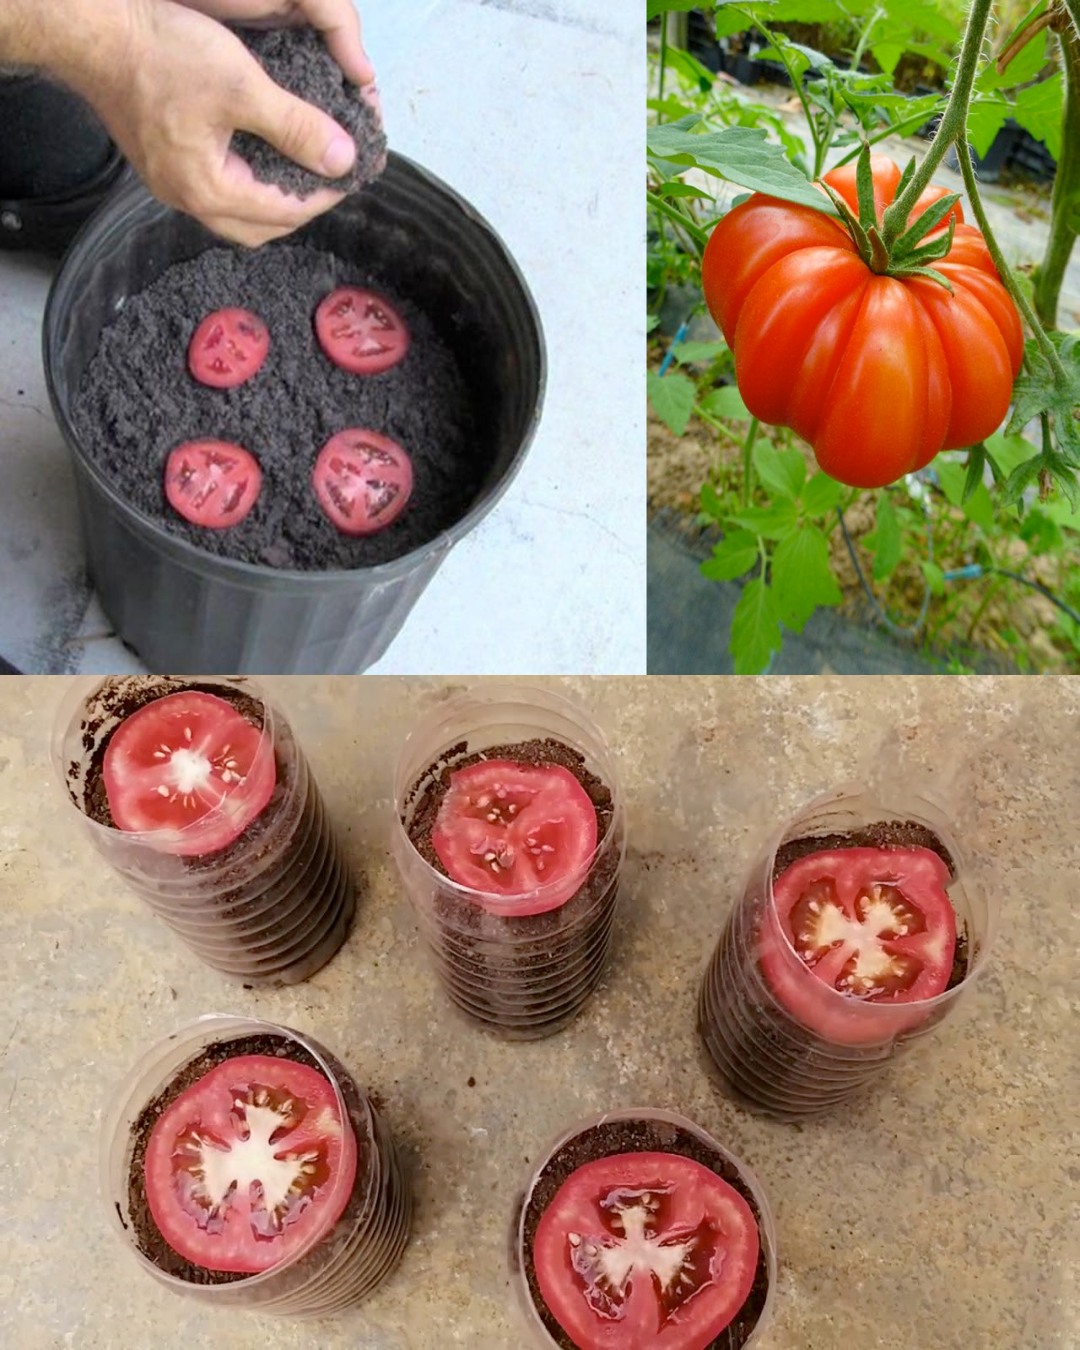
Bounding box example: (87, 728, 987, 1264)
(237, 63, 357, 179)
(293, 0, 374, 85)
(205, 150, 345, 243)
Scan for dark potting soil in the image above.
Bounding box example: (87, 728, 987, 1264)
(232, 26, 387, 199)
(70, 245, 480, 570)
(125, 1033, 375, 1285)
(518, 1118, 770, 1350)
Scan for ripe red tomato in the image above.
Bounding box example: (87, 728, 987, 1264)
(431, 760, 598, 915)
(187, 307, 270, 389)
(701, 155, 1024, 488)
(164, 440, 263, 529)
(144, 1054, 357, 1274)
(759, 845, 957, 1044)
(102, 690, 277, 856)
(533, 1151, 759, 1350)
(315, 286, 410, 375)
(312, 429, 413, 535)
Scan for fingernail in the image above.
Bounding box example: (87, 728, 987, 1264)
(322, 133, 356, 178)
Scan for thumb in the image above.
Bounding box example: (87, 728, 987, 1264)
(238, 70, 356, 181)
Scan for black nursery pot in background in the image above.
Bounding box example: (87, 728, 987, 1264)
(43, 154, 545, 674)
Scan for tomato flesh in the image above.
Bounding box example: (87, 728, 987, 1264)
(431, 759, 599, 916)
(102, 690, 277, 856)
(533, 1151, 759, 1350)
(187, 307, 270, 389)
(759, 846, 958, 1043)
(144, 1054, 357, 1274)
(701, 154, 1024, 488)
(315, 286, 410, 375)
(312, 429, 413, 535)
(165, 440, 262, 529)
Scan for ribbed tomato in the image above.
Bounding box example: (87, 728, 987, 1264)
(701, 156, 1024, 488)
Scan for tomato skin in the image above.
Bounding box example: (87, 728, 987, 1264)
(701, 156, 1024, 488)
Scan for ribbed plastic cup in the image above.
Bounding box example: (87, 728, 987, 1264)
(52, 677, 355, 985)
(509, 1107, 777, 1349)
(101, 1015, 411, 1317)
(698, 786, 998, 1120)
(391, 687, 626, 1040)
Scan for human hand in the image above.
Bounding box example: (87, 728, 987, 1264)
(70, 0, 360, 246)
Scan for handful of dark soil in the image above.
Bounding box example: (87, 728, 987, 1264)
(232, 25, 387, 199)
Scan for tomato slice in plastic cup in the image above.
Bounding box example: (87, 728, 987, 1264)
(697, 786, 999, 1119)
(391, 686, 626, 1039)
(99, 1015, 411, 1316)
(509, 1108, 778, 1350)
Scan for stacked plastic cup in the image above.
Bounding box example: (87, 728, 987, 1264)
(52, 677, 354, 986)
(391, 687, 626, 1040)
(509, 1108, 777, 1349)
(698, 787, 998, 1120)
(101, 1015, 411, 1317)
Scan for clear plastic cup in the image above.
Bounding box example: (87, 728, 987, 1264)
(52, 677, 355, 985)
(698, 786, 998, 1120)
(391, 687, 626, 1040)
(101, 1015, 411, 1317)
(509, 1107, 777, 1349)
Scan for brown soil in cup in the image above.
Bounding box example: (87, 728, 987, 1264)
(518, 1118, 770, 1350)
(403, 738, 620, 1033)
(124, 1033, 375, 1285)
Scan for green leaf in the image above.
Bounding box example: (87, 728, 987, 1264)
(962, 444, 986, 503)
(1013, 72, 1064, 162)
(966, 95, 1011, 160)
(935, 459, 995, 532)
(700, 529, 760, 581)
(646, 0, 699, 18)
(772, 526, 842, 632)
(753, 444, 806, 500)
(700, 481, 723, 521)
(655, 182, 713, 202)
(1019, 509, 1064, 556)
(869, 493, 902, 581)
(920, 561, 946, 596)
(730, 577, 782, 675)
(1000, 455, 1042, 511)
(801, 472, 844, 516)
(646, 124, 831, 212)
(646, 314, 660, 334)
(728, 498, 800, 540)
(670, 340, 727, 366)
(647, 370, 696, 436)
(700, 385, 750, 420)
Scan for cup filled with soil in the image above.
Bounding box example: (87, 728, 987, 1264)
(698, 787, 997, 1120)
(102, 1015, 410, 1316)
(391, 687, 626, 1040)
(52, 676, 355, 986)
(42, 29, 544, 674)
(510, 1108, 776, 1350)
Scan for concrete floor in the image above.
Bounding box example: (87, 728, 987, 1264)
(0, 0, 644, 675)
(1, 675, 1077, 1348)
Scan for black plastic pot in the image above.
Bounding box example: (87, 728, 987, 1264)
(43, 154, 545, 673)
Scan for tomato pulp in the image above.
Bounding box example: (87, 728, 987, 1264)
(144, 1054, 357, 1274)
(431, 759, 599, 915)
(533, 1151, 760, 1350)
(701, 155, 1024, 488)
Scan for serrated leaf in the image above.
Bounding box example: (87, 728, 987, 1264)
(646, 124, 831, 212)
(700, 529, 760, 581)
(700, 385, 750, 420)
(967, 95, 1011, 159)
(753, 444, 806, 500)
(646, 314, 660, 333)
(801, 472, 844, 515)
(869, 493, 902, 581)
(920, 561, 946, 596)
(936, 460, 995, 532)
(772, 526, 842, 632)
(730, 577, 782, 675)
(671, 340, 727, 366)
(647, 370, 696, 436)
(701, 481, 724, 520)
(728, 498, 800, 540)
(1013, 72, 1064, 162)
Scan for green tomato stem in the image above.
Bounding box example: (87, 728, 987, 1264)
(743, 9, 826, 176)
(649, 191, 709, 252)
(658, 15, 669, 105)
(1032, 21, 1080, 328)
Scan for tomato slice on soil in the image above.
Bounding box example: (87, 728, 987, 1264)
(759, 846, 957, 1043)
(431, 760, 599, 916)
(314, 286, 410, 375)
(102, 691, 277, 856)
(312, 429, 413, 535)
(187, 307, 270, 389)
(144, 1054, 357, 1275)
(164, 440, 262, 529)
(533, 1151, 759, 1350)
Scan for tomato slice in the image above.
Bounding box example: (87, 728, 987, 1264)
(315, 286, 410, 375)
(312, 429, 413, 535)
(102, 691, 277, 857)
(759, 846, 957, 1042)
(164, 440, 263, 529)
(431, 760, 599, 916)
(187, 307, 270, 389)
(534, 1151, 759, 1350)
(144, 1054, 358, 1274)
